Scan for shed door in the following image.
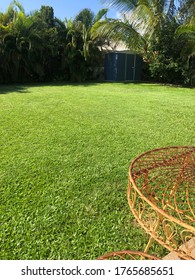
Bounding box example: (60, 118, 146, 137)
(116, 53, 125, 81)
(104, 53, 118, 81)
(125, 54, 135, 81)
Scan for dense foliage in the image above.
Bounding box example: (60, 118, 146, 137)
(0, 1, 194, 85)
(95, 0, 195, 86)
(147, 0, 195, 85)
(0, 1, 107, 83)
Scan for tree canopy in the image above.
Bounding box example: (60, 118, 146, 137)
(0, 3, 107, 83)
(94, 0, 195, 85)
(0, 1, 194, 85)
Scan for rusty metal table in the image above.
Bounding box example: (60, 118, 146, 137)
(97, 250, 160, 260)
(127, 146, 195, 259)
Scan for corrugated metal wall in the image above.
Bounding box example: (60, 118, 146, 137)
(104, 52, 142, 81)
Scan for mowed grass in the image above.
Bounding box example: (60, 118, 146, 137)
(0, 83, 194, 260)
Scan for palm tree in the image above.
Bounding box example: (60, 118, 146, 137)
(73, 8, 108, 61)
(63, 8, 108, 81)
(176, 17, 195, 58)
(175, 16, 195, 85)
(0, 0, 34, 82)
(92, 0, 195, 85)
(92, 0, 177, 59)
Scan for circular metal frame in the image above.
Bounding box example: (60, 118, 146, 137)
(97, 250, 160, 260)
(127, 146, 195, 259)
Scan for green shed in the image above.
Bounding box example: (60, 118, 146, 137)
(104, 51, 142, 82)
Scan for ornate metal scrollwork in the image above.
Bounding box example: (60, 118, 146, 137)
(97, 250, 160, 260)
(128, 146, 195, 260)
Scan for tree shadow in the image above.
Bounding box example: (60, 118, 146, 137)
(0, 84, 30, 94)
(43, 81, 105, 87)
(0, 81, 104, 94)
(126, 81, 194, 89)
(1, 81, 192, 94)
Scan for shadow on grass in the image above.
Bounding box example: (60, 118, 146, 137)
(0, 84, 30, 94)
(0, 81, 104, 94)
(1, 81, 192, 94)
(128, 81, 195, 89)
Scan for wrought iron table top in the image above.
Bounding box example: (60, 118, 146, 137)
(97, 250, 160, 260)
(128, 146, 195, 259)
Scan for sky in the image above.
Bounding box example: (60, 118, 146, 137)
(0, 0, 118, 20)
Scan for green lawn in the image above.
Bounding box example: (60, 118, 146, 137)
(0, 82, 194, 260)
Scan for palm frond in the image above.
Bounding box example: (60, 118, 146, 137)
(92, 19, 146, 53)
(129, 4, 155, 36)
(101, 0, 137, 13)
(175, 18, 195, 68)
(176, 22, 195, 36)
(9, 0, 25, 14)
(94, 8, 108, 23)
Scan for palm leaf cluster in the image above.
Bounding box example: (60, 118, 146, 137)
(176, 17, 195, 62)
(94, 0, 195, 85)
(175, 16, 195, 85)
(95, 0, 176, 46)
(0, 2, 107, 83)
(0, 1, 194, 85)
